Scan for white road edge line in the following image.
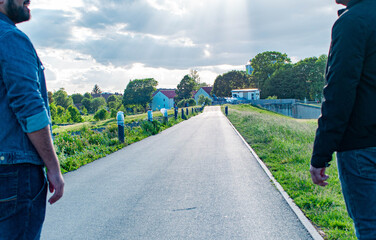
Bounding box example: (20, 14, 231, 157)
(223, 111, 324, 240)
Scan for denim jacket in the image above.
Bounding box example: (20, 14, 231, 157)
(0, 13, 51, 165)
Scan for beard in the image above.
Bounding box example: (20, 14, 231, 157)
(6, 0, 31, 24)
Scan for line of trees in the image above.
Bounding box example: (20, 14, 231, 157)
(50, 51, 327, 124)
(211, 51, 327, 101)
(49, 85, 124, 124)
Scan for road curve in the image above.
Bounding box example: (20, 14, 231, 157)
(42, 106, 313, 240)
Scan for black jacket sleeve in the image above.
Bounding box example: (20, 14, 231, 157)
(311, 13, 368, 168)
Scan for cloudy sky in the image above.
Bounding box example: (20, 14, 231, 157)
(18, 0, 342, 94)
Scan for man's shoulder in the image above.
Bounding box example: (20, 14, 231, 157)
(0, 20, 28, 42)
(340, 1, 376, 22)
(334, 3, 374, 33)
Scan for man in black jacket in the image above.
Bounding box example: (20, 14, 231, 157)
(310, 0, 376, 238)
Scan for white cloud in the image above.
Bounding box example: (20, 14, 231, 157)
(145, 0, 188, 16)
(17, 0, 344, 94)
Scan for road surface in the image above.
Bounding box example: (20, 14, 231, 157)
(41, 106, 313, 240)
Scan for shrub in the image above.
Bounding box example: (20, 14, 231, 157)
(94, 108, 109, 121)
(140, 120, 162, 135)
(198, 95, 212, 106)
(67, 105, 84, 123)
(188, 98, 196, 106)
(110, 108, 117, 118)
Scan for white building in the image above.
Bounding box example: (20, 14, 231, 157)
(151, 89, 176, 111)
(194, 87, 213, 103)
(231, 88, 260, 100)
(246, 59, 253, 75)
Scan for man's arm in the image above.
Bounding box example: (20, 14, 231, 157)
(311, 14, 367, 176)
(27, 126, 64, 204)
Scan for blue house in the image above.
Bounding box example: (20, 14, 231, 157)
(151, 89, 176, 111)
(194, 87, 213, 103)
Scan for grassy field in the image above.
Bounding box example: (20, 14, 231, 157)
(224, 104, 355, 240)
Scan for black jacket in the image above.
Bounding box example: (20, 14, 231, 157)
(311, 0, 376, 168)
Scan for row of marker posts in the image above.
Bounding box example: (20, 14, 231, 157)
(117, 107, 205, 142)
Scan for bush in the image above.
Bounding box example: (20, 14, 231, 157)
(94, 109, 109, 121)
(177, 98, 198, 108)
(110, 108, 117, 118)
(198, 95, 212, 106)
(67, 105, 84, 123)
(92, 97, 106, 113)
(140, 120, 162, 135)
(188, 98, 196, 106)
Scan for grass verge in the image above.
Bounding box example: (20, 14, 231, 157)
(224, 104, 355, 240)
(55, 109, 200, 173)
(52, 107, 196, 134)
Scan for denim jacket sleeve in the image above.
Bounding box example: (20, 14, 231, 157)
(311, 13, 368, 168)
(0, 29, 50, 133)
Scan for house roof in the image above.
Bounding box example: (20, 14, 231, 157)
(201, 87, 213, 95)
(231, 88, 259, 92)
(153, 89, 176, 99)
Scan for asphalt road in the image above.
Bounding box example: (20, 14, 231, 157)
(41, 106, 313, 240)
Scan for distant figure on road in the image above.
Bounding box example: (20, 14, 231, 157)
(310, 0, 376, 238)
(0, 0, 64, 239)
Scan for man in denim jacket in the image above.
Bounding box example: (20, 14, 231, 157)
(0, 0, 64, 239)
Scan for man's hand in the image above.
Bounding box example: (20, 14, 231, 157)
(310, 165, 329, 187)
(47, 170, 64, 204)
(27, 125, 65, 204)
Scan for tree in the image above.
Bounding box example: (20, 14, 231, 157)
(67, 105, 83, 123)
(81, 98, 92, 113)
(49, 102, 57, 120)
(56, 105, 65, 116)
(308, 55, 327, 101)
(48, 91, 54, 104)
(107, 95, 117, 103)
(53, 88, 73, 109)
(175, 75, 196, 101)
(262, 55, 327, 100)
(263, 64, 305, 99)
(83, 92, 92, 99)
(177, 98, 196, 108)
(251, 51, 290, 98)
(212, 70, 252, 97)
(94, 109, 109, 121)
(91, 97, 106, 113)
(190, 69, 201, 84)
(188, 98, 196, 106)
(71, 93, 84, 104)
(92, 84, 102, 94)
(81, 106, 88, 115)
(198, 95, 212, 106)
(123, 78, 158, 111)
(107, 95, 122, 110)
(110, 109, 117, 118)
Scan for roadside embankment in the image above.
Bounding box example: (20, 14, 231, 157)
(223, 104, 355, 240)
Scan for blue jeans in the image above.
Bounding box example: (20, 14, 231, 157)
(0, 164, 47, 240)
(337, 148, 376, 240)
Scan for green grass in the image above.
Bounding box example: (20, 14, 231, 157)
(52, 107, 196, 134)
(224, 104, 355, 240)
(54, 108, 201, 173)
